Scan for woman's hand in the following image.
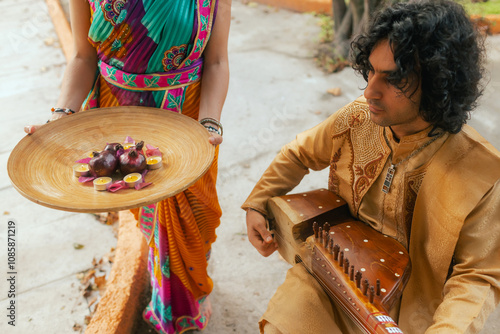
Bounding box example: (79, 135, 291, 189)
(24, 112, 68, 135)
(208, 133, 223, 145)
(246, 209, 278, 257)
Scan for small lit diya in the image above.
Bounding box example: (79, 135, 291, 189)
(122, 143, 135, 150)
(73, 163, 90, 177)
(124, 173, 143, 188)
(146, 156, 162, 170)
(93, 177, 112, 191)
(86, 151, 98, 158)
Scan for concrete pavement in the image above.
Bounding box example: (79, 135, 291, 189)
(1, 0, 499, 333)
(0, 0, 117, 333)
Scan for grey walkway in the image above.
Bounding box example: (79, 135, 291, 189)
(1, 1, 499, 333)
(0, 0, 116, 333)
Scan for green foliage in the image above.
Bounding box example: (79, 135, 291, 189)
(456, 0, 500, 15)
(315, 13, 335, 44)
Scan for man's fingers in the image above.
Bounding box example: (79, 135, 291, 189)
(246, 209, 278, 257)
(257, 240, 278, 257)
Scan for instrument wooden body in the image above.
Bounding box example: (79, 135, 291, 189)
(267, 189, 411, 334)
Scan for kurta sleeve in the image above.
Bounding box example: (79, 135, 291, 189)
(426, 179, 500, 333)
(241, 112, 338, 216)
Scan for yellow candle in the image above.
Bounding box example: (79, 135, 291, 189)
(124, 173, 142, 188)
(93, 177, 112, 191)
(73, 163, 90, 177)
(146, 156, 162, 170)
(125, 174, 139, 182)
(123, 143, 135, 150)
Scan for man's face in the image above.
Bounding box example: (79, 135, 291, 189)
(364, 39, 429, 139)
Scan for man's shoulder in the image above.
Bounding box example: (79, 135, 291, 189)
(331, 96, 374, 133)
(459, 125, 500, 158)
(433, 125, 500, 187)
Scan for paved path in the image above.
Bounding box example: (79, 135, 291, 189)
(1, 1, 499, 333)
(0, 0, 116, 333)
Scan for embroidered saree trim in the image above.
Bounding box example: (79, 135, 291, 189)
(138, 204, 157, 246)
(98, 59, 203, 91)
(179, 0, 218, 68)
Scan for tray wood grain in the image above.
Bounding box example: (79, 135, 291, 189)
(8, 106, 215, 213)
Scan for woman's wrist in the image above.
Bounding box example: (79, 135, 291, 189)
(46, 107, 77, 123)
(51, 107, 77, 115)
(200, 117, 223, 136)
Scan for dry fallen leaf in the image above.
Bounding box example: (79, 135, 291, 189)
(327, 87, 342, 96)
(80, 269, 96, 285)
(88, 296, 98, 308)
(73, 243, 85, 250)
(73, 323, 82, 331)
(44, 37, 55, 46)
(94, 275, 107, 292)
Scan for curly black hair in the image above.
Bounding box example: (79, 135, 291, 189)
(351, 0, 486, 134)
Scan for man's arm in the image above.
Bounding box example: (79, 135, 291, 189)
(242, 111, 339, 256)
(427, 180, 500, 333)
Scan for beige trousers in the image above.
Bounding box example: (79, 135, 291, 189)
(259, 264, 364, 334)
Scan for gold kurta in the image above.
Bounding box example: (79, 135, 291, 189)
(242, 97, 500, 333)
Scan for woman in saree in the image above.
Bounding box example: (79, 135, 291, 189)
(25, 0, 231, 332)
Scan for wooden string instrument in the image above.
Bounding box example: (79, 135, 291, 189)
(267, 189, 411, 334)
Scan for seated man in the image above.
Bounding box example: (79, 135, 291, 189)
(242, 1, 500, 333)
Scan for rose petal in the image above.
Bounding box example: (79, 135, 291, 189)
(79, 176, 95, 183)
(107, 181, 128, 192)
(141, 169, 149, 180)
(76, 158, 92, 163)
(135, 182, 152, 190)
(145, 148, 162, 157)
(124, 136, 135, 144)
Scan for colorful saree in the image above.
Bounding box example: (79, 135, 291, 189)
(83, 1, 221, 333)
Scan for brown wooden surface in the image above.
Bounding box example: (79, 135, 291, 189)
(7, 106, 215, 213)
(268, 189, 409, 334)
(267, 188, 349, 264)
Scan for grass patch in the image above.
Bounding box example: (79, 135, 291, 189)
(456, 0, 500, 16)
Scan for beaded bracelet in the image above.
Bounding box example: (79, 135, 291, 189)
(204, 125, 222, 136)
(199, 118, 223, 136)
(51, 107, 76, 115)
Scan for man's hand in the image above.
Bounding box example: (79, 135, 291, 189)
(246, 209, 278, 257)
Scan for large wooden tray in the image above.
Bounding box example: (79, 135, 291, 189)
(7, 106, 215, 213)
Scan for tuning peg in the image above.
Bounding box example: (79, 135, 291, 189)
(313, 222, 318, 239)
(376, 279, 381, 296)
(350, 266, 355, 281)
(363, 279, 369, 296)
(355, 271, 362, 288)
(333, 244, 340, 260)
(324, 231, 330, 248)
(344, 258, 349, 274)
(319, 227, 323, 243)
(329, 239, 334, 255)
(369, 286, 375, 303)
(339, 251, 344, 267)
(323, 222, 330, 233)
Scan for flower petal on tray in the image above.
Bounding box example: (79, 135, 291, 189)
(145, 144, 162, 157)
(135, 182, 152, 190)
(76, 158, 92, 163)
(107, 181, 128, 192)
(79, 176, 95, 183)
